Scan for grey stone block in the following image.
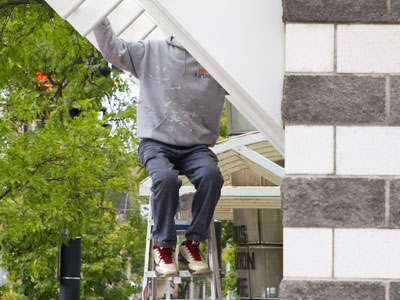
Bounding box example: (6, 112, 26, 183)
(390, 282, 400, 300)
(282, 76, 386, 124)
(283, 0, 388, 23)
(281, 178, 386, 227)
(390, 181, 400, 228)
(390, 1, 400, 22)
(279, 280, 386, 300)
(390, 76, 400, 125)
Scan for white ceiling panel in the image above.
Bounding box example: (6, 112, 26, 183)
(108, 0, 145, 36)
(145, 27, 168, 41)
(119, 13, 157, 41)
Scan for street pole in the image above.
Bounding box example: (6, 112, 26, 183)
(59, 236, 81, 300)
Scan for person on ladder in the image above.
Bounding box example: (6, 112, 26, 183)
(94, 19, 225, 277)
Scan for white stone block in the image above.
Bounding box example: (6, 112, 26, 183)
(337, 25, 400, 73)
(284, 228, 332, 278)
(337, 126, 400, 175)
(285, 24, 334, 72)
(285, 126, 334, 174)
(335, 229, 400, 279)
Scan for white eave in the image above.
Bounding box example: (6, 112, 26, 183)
(44, 0, 285, 154)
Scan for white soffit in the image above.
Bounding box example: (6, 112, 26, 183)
(45, 0, 168, 48)
(44, 0, 285, 153)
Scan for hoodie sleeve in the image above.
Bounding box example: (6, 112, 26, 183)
(93, 18, 145, 78)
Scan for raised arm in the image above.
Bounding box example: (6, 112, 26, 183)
(93, 18, 145, 78)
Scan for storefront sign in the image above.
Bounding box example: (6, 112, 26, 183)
(234, 209, 283, 299)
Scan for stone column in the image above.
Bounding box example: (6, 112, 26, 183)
(280, 1, 400, 299)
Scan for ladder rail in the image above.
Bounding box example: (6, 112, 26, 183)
(207, 222, 222, 300)
(142, 208, 153, 300)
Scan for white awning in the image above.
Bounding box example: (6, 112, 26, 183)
(139, 132, 284, 220)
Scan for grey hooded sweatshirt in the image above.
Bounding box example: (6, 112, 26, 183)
(93, 19, 226, 147)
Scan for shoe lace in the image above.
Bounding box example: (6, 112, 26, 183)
(184, 240, 203, 261)
(155, 245, 174, 264)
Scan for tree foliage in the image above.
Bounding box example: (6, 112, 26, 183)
(220, 220, 237, 298)
(0, 1, 146, 299)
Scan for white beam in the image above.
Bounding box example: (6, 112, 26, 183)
(216, 197, 281, 209)
(139, 184, 280, 197)
(210, 131, 266, 155)
(233, 146, 284, 185)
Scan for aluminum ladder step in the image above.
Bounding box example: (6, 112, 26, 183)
(144, 270, 213, 278)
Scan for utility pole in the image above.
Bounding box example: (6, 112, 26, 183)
(59, 234, 81, 300)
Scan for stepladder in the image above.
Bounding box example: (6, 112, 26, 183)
(142, 195, 222, 300)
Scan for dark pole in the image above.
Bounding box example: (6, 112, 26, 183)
(59, 237, 81, 300)
(214, 221, 222, 274)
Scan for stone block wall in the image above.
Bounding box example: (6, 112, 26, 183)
(280, 1, 400, 299)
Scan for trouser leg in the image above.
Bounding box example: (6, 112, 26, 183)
(139, 140, 181, 248)
(178, 146, 224, 242)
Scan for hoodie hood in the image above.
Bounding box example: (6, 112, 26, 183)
(167, 36, 185, 49)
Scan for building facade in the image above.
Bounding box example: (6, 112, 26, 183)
(281, 1, 400, 299)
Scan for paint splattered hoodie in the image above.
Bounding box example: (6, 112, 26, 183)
(93, 19, 226, 147)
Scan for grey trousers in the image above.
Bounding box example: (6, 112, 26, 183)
(138, 139, 224, 248)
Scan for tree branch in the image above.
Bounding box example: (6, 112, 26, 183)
(0, 187, 12, 200)
(0, 0, 44, 10)
(0, 7, 14, 42)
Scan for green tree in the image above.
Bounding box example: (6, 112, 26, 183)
(218, 102, 228, 141)
(220, 220, 237, 298)
(0, 1, 146, 299)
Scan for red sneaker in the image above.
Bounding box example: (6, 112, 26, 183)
(178, 240, 210, 275)
(153, 244, 178, 277)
